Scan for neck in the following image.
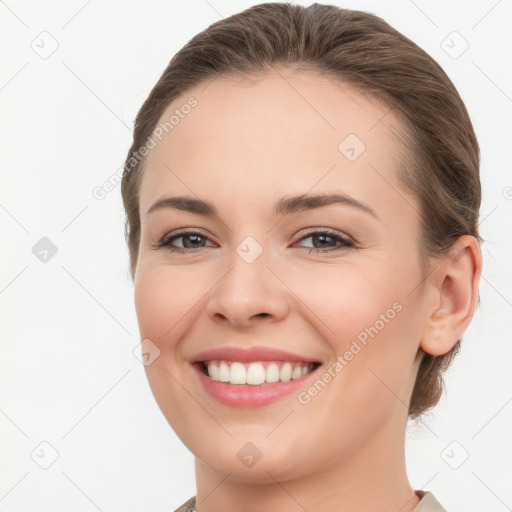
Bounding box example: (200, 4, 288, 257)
(193, 412, 420, 512)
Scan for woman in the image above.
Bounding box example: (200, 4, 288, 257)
(121, 3, 482, 511)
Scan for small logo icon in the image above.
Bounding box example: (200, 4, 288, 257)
(236, 442, 262, 468)
(338, 133, 366, 161)
(30, 441, 59, 469)
(441, 31, 469, 59)
(32, 237, 58, 263)
(236, 236, 263, 264)
(30, 31, 59, 60)
(133, 339, 161, 366)
(440, 440, 469, 469)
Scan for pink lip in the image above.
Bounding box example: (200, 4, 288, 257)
(190, 346, 319, 364)
(192, 364, 319, 408)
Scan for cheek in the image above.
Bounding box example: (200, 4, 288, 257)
(133, 265, 205, 437)
(285, 262, 418, 406)
(284, 261, 404, 349)
(134, 263, 205, 346)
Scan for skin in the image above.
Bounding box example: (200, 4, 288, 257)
(133, 68, 482, 512)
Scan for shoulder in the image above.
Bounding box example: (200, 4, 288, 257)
(173, 492, 446, 512)
(414, 490, 447, 512)
(172, 496, 196, 512)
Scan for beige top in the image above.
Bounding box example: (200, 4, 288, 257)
(173, 489, 446, 511)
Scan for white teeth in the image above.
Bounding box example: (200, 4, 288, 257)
(208, 362, 220, 381)
(280, 362, 292, 382)
(230, 362, 246, 384)
(265, 363, 280, 383)
(291, 366, 303, 380)
(218, 361, 230, 382)
(246, 363, 266, 385)
(204, 360, 316, 385)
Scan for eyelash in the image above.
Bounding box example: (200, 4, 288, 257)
(152, 228, 355, 254)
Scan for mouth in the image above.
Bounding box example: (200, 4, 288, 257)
(197, 360, 321, 386)
(190, 346, 323, 406)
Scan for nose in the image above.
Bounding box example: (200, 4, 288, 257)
(205, 245, 290, 328)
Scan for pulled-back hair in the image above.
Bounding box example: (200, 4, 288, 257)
(121, 3, 481, 419)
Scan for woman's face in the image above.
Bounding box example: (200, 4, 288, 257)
(134, 70, 430, 482)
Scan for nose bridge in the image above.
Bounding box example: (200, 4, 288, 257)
(205, 234, 289, 325)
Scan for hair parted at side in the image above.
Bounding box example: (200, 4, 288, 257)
(121, 2, 481, 419)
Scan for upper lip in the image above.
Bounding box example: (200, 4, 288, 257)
(190, 346, 320, 364)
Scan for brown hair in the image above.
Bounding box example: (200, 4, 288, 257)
(121, 3, 481, 419)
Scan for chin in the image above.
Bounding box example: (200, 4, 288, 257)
(195, 449, 306, 484)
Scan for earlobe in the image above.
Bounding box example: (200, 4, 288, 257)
(420, 235, 482, 357)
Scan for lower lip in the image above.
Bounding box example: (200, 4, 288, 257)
(193, 364, 318, 407)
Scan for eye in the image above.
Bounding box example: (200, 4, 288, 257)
(294, 228, 354, 253)
(152, 227, 354, 254)
(152, 229, 216, 253)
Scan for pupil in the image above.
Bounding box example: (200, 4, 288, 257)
(184, 234, 204, 248)
(313, 234, 333, 248)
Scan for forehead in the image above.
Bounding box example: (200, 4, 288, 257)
(138, 69, 414, 221)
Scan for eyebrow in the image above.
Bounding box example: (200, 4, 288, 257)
(147, 193, 378, 220)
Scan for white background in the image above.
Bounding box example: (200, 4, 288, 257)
(1, 0, 511, 511)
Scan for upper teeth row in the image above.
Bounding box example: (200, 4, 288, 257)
(206, 360, 314, 385)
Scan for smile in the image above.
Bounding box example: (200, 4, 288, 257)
(201, 360, 319, 385)
(190, 346, 322, 407)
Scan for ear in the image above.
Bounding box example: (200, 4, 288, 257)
(420, 235, 483, 356)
